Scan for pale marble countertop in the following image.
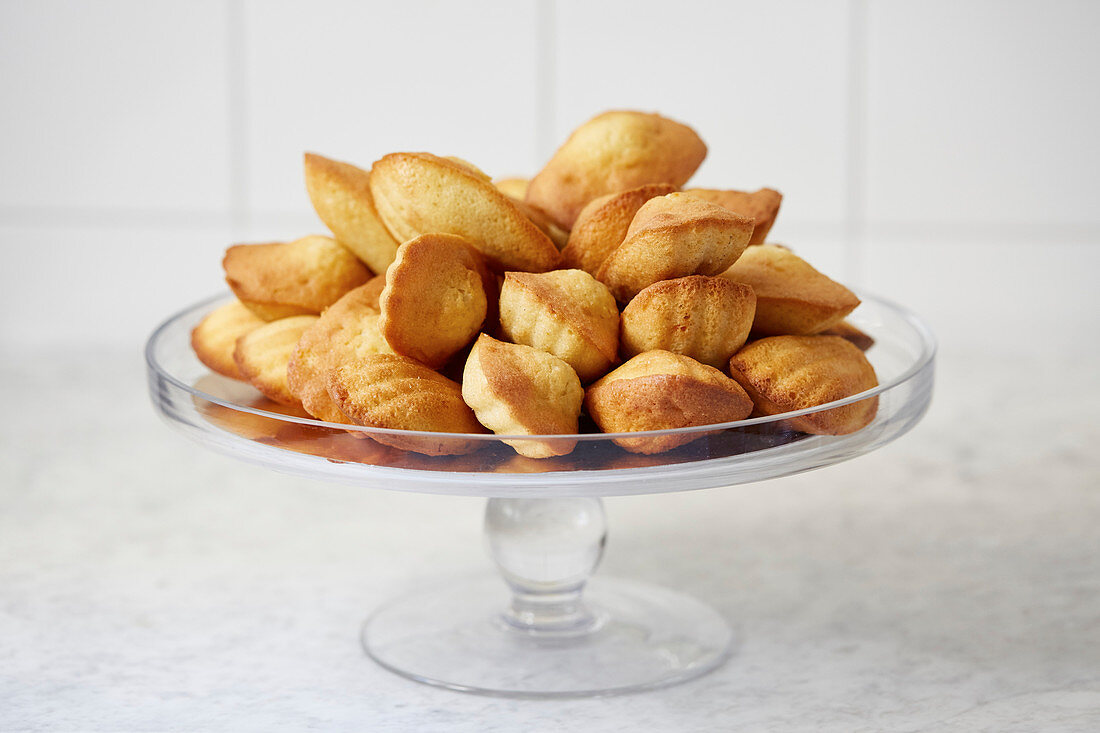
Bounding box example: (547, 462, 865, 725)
(2, 349, 1098, 732)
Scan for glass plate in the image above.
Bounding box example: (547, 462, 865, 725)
(145, 291, 935, 697)
(146, 292, 935, 497)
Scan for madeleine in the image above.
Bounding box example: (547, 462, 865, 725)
(526, 110, 706, 229)
(462, 334, 584, 459)
(720, 245, 859, 335)
(585, 350, 753, 454)
(620, 275, 755, 369)
(223, 235, 370, 320)
(728, 335, 878, 435)
(597, 193, 753, 302)
(498, 269, 619, 383)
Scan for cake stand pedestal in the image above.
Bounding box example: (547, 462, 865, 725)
(146, 292, 935, 697)
(364, 497, 732, 696)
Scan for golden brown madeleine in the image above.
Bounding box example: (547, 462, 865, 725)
(620, 276, 756, 369)
(596, 192, 754, 302)
(327, 354, 485, 456)
(462, 334, 584, 459)
(223, 235, 371, 320)
(378, 233, 488, 368)
(729, 335, 878, 435)
(303, 153, 400, 274)
(369, 152, 561, 272)
(233, 315, 319, 406)
(585, 350, 753, 455)
(821, 320, 874, 351)
(191, 300, 265, 380)
(719, 244, 859, 335)
(287, 284, 393, 424)
(525, 110, 707, 229)
(561, 183, 677, 276)
(494, 177, 529, 199)
(508, 197, 570, 249)
(684, 188, 783, 245)
(442, 156, 493, 182)
(359, 274, 387, 312)
(498, 269, 619, 383)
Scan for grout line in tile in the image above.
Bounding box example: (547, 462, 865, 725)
(844, 0, 869, 286)
(226, 0, 249, 240)
(4, 205, 1095, 246)
(534, 0, 557, 164)
(0, 206, 232, 230)
(866, 220, 1100, 244)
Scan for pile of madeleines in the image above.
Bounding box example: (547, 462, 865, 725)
(192, 110, 879, 459)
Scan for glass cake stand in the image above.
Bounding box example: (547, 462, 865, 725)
(146, 292, 935, 698)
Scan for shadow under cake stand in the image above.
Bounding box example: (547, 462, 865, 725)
(146, 292, 935, 698)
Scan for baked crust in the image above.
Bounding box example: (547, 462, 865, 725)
(461, 334, 583, 458)
(223, 235, 370, 320)
(359, 274, 387, 312)
(191, 299, 265, 380)
(442, 156, 492, 182)
(728, 335, 878, 435)
(596, 193, 754, 302)
(286, 284, 393, 424)
(303, 153, 400, 274)
(508, 196, 570, 249)
(525, 110, 707, 229)
(719, 244, 859, 335)
(327, 354, 485, 456)
(369, 152, 561, 272)
(498, 269, 619, 383)
(233, 315, 319, 406)
(378, 233, 488, 368)
(620, 275, 756, 368)
(561, 183, 677, 276)
(684, 188, 782, 245)
(584, 350, 753, 454)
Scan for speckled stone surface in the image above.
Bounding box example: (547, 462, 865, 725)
(2, 349, 1099, 732)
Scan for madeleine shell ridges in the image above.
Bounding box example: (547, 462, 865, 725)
(728, 334, 878, 435)
(561, 182, 678, 276)
(620, 275, 756, 369)
(596, 193, 754, 302)
(328, 353, 485, 456)
(287, 284, 393, 424)
(584, 350, 753, 454)
(498, 269, 619, 383)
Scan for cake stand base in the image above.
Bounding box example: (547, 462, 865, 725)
(362, 575, 733, 698)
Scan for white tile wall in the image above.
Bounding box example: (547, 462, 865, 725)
(864, 238, 1100, 357)
(0, 0, 232, 213)
(0, 225, 232, 350)
(241, 0, 543, 222)
(1, 0, 1097, 354)
(865, 0, 1100, 228)
(552, 0, 853, 229)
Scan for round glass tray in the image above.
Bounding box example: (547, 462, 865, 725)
(147, 293, 935, 497)
(145, 291, 935, 697)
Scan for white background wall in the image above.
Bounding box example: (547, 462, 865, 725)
(1, 0, 1098, 357)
